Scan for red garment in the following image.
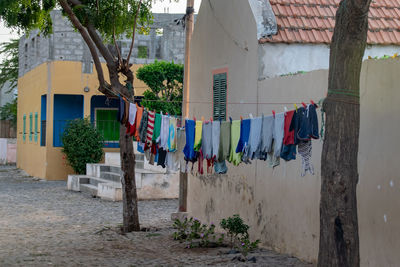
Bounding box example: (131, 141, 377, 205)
(198, 149, 204, 175)
(283, 110, 295, 145)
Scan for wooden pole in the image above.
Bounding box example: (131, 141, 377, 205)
(179, 0, 194, 213)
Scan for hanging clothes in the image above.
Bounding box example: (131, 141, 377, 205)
(298, 141, 314, 176)
(145, 110, 155, 149)
(183, 119, 197, 162)
(168, 117, 177, 152)
(117, 96, 125, 123)
(273, 112, 285, 158)
(211, 121, 220, 161)
(166, 151, 179, 172)
(152, 113, 162, 144)
(236, 119, 251, 153)
(283, 110, 295, 145)
(214, 160, 228, 174)
(280, 144, 296, 161)
(247, 116, 262, 160)
(228, 120, 241, 166)
(218, 121, 231, 162)
(194, 120, 203, 151)
(202, 121, 213, 160)
(197, 149, 204, 175)
(281, 110, 296, 161)
(134, 104, 144, 141)
(258, 115, 274, 160)
(137, 142, 145, 153)
(160, 115, 170, 149)
(202, 121, 213, 174)
(125, 102, 137, 136)
(138, 109, 148, 143)
(177, 127, 188, 173)
(157, 148, 167, 168)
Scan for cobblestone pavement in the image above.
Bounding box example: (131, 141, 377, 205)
(0, 166, 313, 266)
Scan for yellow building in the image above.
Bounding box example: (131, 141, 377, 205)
(17, 61, 148, 180)
(17, 11, 186, 180)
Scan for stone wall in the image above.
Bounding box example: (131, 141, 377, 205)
(19, 11, 190, 77)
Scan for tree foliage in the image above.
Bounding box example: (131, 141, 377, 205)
(0, 98, 17, 126)
(62, 118, 104, 174)
(0, 39, 19, 91)
(137, 60, 183, 115)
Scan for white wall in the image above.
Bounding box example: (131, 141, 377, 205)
(259, 43, 400, 79)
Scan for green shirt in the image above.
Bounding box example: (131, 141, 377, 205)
(152, 113, 162, 142)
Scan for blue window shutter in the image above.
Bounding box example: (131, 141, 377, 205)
(213, 73, 227, 121)
(34, 112, 38, 142)
(23, 114, 26, 142)
(29, 113, 33, 142)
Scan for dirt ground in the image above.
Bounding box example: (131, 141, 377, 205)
(0, 165, 312, 266)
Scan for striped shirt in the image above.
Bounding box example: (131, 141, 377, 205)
(146, 111, 155, 147)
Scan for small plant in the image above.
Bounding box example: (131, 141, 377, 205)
(220, 214, 260, 260)
(220, 214, 249, 249)
(239, 238, 260, 258)
(61, 118, 104, 174)
(172, 217, 220, 248)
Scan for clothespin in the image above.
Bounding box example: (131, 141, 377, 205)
(272, 110, 276, 118)
(249, 113, 253, 119)
(301, 102, 307, 108)
(240, 116, 243, 121)
(284, 106, 288, 115)
(210, 117, 213, 122)
(201, 116, 204, 121)
(294, 103, 298, 112)
(229, 117, 232, 123)
(310, 100, 318, 108)
(194, 116, 197, 121)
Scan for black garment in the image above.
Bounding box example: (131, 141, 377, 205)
(289, 105, 319, 145)
(139, 110, 148, 143)
(157, 148, 167, 168)
(117, 96, 125, 123)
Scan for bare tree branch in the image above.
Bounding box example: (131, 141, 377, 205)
(126, 0, 142, 67)
(59, 0, 110, 95)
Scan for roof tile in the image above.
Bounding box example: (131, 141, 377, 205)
(259, 0, 400, 45)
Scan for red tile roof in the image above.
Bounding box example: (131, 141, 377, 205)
(259, 0, 400, 45)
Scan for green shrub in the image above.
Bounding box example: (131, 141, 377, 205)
(61, 118, 104, 174)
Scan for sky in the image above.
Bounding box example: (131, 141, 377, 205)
(0, 0, 202, 45)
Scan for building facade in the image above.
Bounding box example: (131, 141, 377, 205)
(187, 0, 400, 266)
(17, 11, 187, 180)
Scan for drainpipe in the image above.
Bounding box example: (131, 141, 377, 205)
(178, 0, 194, 214)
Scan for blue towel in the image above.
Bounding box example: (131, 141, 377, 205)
(183, 119, 197, 162)
(236, 119, 251, 153)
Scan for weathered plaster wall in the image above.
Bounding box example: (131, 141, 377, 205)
(188, 58, 400, 266)
(259, 43, 400, 78)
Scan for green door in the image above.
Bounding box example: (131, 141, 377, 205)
(96, 109, 119, 142)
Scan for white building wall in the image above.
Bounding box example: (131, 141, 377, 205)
(259, 43, 400, 79)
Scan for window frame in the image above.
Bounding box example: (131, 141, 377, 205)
(212, 68, 228, 121)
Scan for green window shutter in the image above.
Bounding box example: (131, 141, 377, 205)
(213, 73, 227, 121)
(23, 114, 26, 142)
(29, 113, 33, 141)
(96, 109, 119, 141)
(34, 112, 38, 142)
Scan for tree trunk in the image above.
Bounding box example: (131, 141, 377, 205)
(318, 1, 371, 266)
(119, 123, 140, 232)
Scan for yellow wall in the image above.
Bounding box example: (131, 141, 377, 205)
(18, 60, 144, 180)
(17, 63, 48, 178)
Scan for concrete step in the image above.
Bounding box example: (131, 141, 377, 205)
(100, 171, 121, 183)
(80, 184, 98, 197)
(88, 177, 114, 186)
(98, 182, 122, 201)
